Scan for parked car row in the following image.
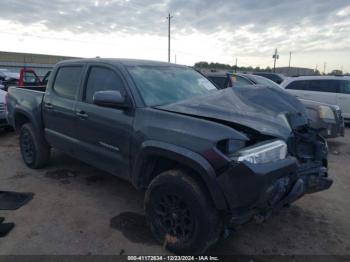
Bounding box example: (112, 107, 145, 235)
(0, 68, 50, 92)
(6, 58, 332, 254)
(203, 71, 345, 139)
(0, 68, 52, 130)
(0, 69, 19, 91)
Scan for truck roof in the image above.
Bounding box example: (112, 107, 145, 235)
(56, 58, 185, 68)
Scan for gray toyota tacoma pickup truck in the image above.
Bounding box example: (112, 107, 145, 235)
(7, 59, 332, 254)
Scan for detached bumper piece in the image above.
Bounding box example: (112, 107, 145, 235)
(218, 158, 332, 227)
(301, 167, 333, 193)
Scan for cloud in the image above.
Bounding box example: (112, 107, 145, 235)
(1, 0, 350, 58)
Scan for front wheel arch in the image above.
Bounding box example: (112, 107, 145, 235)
(131, 141, 228, 210)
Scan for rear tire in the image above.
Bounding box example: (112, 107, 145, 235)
(145, 169, 222, 254)
(20, 123, 50, 169)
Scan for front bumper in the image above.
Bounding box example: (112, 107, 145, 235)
(217, 144, 332, 225)
(319, 120, 345, 138)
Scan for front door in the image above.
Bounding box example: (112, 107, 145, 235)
(75, 65, 134, 179)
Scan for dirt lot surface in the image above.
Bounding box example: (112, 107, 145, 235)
(0, 129, 350, 256)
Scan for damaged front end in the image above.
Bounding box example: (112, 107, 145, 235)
(288, 126, 332, 194)
(218, 124, 332, 229)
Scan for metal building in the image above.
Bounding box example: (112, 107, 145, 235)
(275, 67, 316, 77)
(0, 51, 78, 77)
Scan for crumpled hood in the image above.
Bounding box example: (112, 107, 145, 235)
(156, 85, 309, 140)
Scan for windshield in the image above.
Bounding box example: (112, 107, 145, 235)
(127, 65, 218, 106)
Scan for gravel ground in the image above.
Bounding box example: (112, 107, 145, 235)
(0, 129, 349, 256)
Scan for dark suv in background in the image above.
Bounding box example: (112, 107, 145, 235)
(252, 72, 286, 84)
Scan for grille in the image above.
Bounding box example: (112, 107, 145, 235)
(0, 103, 5, 113)
(336, 109, 343, 121)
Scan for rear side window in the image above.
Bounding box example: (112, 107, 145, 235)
(84, 67, 125, 104)
(307, 80, 339, 93)
(53, 66, 83, 99)
(285, 80, 308, 90)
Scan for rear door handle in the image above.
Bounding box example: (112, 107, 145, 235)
(76, 111, 89, 119)
(44, 103, 53, 110)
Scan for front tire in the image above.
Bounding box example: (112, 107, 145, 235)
(145, 169, 222, 254)
(20, 123, 50, 169)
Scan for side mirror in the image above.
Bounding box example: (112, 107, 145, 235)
(93, 90, 129, 109)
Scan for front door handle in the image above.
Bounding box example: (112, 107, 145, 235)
(44, 103, 53, 110)
(76, 111, 89, 119)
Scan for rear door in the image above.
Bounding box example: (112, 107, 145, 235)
(337, 79, 350, 119)
(43, 65, 84, 153)
(74, 64, 134, 178)
(303, 80, 338, 105)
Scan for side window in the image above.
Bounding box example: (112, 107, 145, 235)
(307, 80, 339, 93)
(285, 80, 308, 90)
(340, 80, 350, 94)
(53, 66, 83, 99)
(208, 76, 226, 89)
(84, 67, 125, 104)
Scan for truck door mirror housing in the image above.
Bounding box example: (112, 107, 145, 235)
(93, 90, 129, 109)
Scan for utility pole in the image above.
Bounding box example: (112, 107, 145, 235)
(167, 13, 173, 63)
(288, 51, 292, 75)
(315, 64, 318, 75)
(272, 48, 279, 72)
(323, 62, 326, 75)
(235, 58, 238, 72)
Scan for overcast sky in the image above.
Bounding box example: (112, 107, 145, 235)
(1, 0, 350, 72)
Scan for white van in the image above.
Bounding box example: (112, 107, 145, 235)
(281, 76, 350, 122)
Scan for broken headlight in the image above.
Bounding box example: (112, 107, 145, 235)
(232, 140, 287, 164)
(318, 105, 335, 121)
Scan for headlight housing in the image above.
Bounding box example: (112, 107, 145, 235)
(232, 140, 287, 164)
(318, 105, 335, 121)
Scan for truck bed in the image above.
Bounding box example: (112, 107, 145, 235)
(7, 87, 45, 130)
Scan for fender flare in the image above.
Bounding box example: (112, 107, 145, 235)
(13, 107, 45, 139)
(131, 140, 228, 210)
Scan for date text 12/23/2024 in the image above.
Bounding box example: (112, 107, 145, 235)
(127, 256, 220, 261)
